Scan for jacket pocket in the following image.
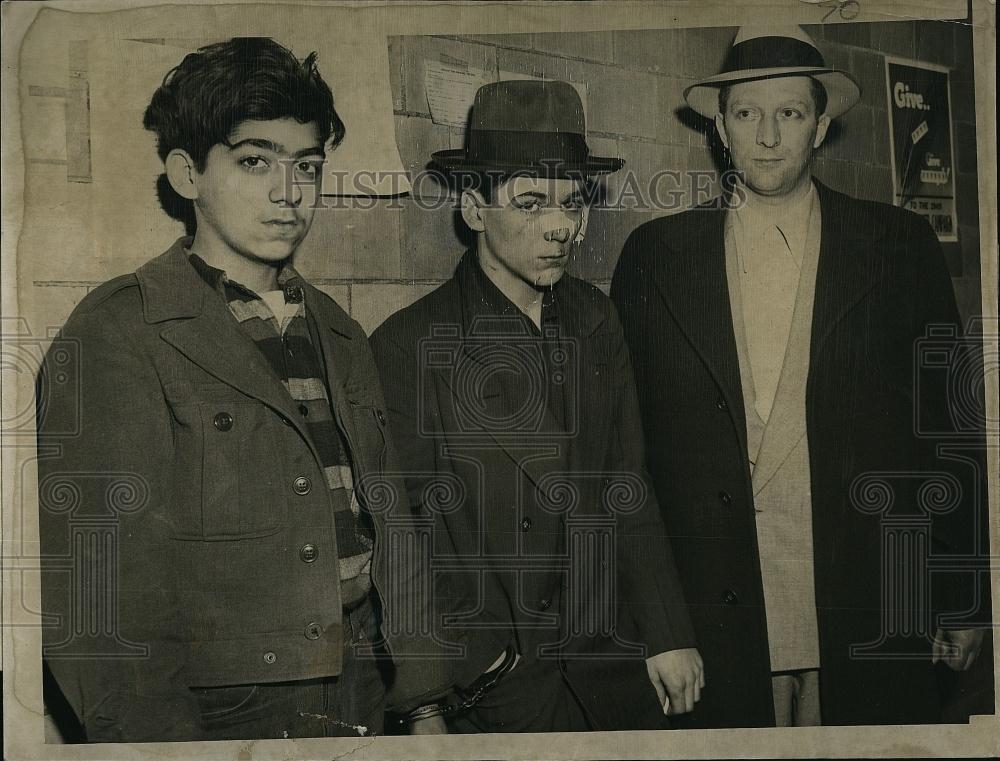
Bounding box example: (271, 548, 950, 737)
(167, 386, 288, 540)
(200, 401, 287, 539)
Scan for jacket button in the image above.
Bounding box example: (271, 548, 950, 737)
(293, 476, 312, 495)
(304, 622, 323, 640)
(520, 517, 532, 531)
(299, 544, 318, 563)
(718, 491, 733, 506)
(213, 411, 234, 431)
(263, 650, 277, 664)
(539, 598, 552, 610)
(722, 589, 739, 605)
(716, 397, 728, 411)
(376, 409, 386, 425)
(279, 414, 293, 426)
(298, 404, 309, 417)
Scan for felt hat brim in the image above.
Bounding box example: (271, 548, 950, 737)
(685, 67, 860, 119)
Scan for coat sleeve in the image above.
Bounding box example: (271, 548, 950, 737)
(367, 321, 510, 713)
(37, 304, 202, 742)
(906, 215, 991, 628)
(602, 297, 698, 656)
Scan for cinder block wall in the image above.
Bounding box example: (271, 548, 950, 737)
(23, 21, 983, 339)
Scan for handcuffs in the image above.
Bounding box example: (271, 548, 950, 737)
(401, 645, 520, 725)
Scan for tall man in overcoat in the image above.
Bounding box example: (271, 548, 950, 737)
(610, 26, 989, 728)
(371, 80, 703, 733)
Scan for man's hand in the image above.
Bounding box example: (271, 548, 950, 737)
(409, 715, 448, 735)
(646, 648, 704, 715)
(932, 628, 985, 671)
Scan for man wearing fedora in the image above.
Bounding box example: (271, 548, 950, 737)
(371, 80, 703, 733)
(611, 26, 988, 728)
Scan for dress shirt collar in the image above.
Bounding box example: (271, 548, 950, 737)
(733, 181, 817, 267)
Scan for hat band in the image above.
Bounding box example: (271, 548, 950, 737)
(722, 36, 826, 73)
(466, 129, 590, 167)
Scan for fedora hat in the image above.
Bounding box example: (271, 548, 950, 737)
(432, 79, 623, 176)
(684, 25, 861, 119)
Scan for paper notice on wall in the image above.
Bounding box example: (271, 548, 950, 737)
(424, 61, 590, 131)
(884, 56, 957, 242)
(425, 59, 494, 129)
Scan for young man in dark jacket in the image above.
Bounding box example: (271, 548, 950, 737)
(371, 80, 703, 733)
(37, 38, 407, 742)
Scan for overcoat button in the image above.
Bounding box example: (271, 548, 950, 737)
(520, 517, 532, 531)
(719, 491, 733, 506)
(299, 544, 319, 563)
(716, 398, 728, 411)
(293, 476, 312, 495)
(376, 409, 386, 425)
(722, 589, 739, 605)
(539, 598, 552, 610)
(304, 622, 323, 640)
(263, 651, 277, 664)
(213, 412, 234, 431)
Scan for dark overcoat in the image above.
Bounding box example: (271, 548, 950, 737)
(370, 251, 697, 730)
(610, 181, 988, 727)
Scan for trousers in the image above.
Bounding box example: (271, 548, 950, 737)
(191, 597, 386, 740)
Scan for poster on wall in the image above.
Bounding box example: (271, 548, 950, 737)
(884, 56, 958, 242)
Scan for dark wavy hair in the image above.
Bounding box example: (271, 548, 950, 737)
(143, 37, 344, 232)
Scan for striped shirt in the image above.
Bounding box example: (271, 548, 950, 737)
(187, 252, 373, 607)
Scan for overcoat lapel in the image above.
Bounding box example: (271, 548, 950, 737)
(646, 206, 749, 461)
(810, 181, 888, 358)
(752, 182, 887, 491)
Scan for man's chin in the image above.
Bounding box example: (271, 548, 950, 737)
(533, 267, 567, 289)
(247, 240, 301, 264)
(745, 178, 794, 197)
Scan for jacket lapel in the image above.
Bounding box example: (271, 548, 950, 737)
(554, 283, 606, 483)
(138, 242, 312, 444)
(751, 192, 822, 495)
(303, 286, 360, 450)
(438, 251, 571, 493)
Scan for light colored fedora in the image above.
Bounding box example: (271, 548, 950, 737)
(684, 25, 861, 119)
